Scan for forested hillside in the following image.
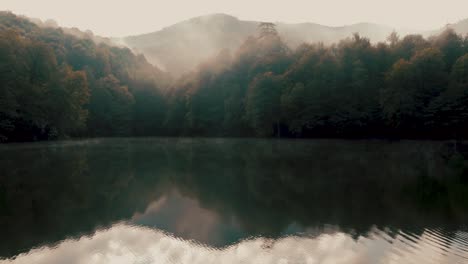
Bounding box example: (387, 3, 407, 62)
(1, 12, 468, 141)
(0, 12, 170, 142)
(123, 14, 402, 76)
(122, 14, 468, 77)
(166, 25, 468, 138)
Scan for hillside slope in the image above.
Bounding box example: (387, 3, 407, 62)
(122, 14, 401, 76)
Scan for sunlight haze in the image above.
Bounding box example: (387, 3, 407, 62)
(2, 0, 468, 36)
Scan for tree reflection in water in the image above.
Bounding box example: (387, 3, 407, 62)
(0, 138, 467, 261)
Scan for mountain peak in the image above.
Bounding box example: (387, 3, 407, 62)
(121, 14, 468, 76)
(183, 13, 240, 25)
(196, 13, 238, 20)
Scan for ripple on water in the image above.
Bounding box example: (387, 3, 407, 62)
(1, 225, 468, 264)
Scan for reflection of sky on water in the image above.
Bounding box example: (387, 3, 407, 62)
(3, 190, 468, 264)
(128, 190, 346, 247)
(1, 138, 468, 263)
(3, 224, 467, 264)
(130, 190, 246, 246)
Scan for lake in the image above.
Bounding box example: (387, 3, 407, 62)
(0, 138, 467, 264)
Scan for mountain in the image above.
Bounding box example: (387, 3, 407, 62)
(434, 18, 468, 36)
(123, 14, 256, 75)
(121, 14, 404, 76)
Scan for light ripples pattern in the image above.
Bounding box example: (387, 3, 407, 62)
(2, 224, 468, 264)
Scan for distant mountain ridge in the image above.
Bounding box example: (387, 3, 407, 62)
(442, 18, 468, 35)
(123, 14, 257, 75)
(120, 14, 414, 76)
(22, 12, 468, 77)
(13, 12, 468, 76)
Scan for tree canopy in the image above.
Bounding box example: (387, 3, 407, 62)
(2, 13, 468, 141)
(0, 12, 169, 141)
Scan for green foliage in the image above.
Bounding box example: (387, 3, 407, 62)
(246, 72, 283, 136)
(88, 75, 135, 136)
(382, 48, 447, 131)
(426, 54, 468, 136)
(432, 29, 464, 71)
(2, 11, 468, 141)
(166, 27, 468, 138)
(0, 12, 168, 141)
(0, 27, 89, 141)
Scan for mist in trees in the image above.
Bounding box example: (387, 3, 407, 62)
(166, 26, 468, 138)
(0, 12, 168, 142)
(2, 11, 468, 142)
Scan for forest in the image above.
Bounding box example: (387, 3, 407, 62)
(1, 12, 468, 141)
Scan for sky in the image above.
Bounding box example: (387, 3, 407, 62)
(2, 0, 468, 37)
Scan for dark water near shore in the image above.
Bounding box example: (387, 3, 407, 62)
(0, 138, 468, 263)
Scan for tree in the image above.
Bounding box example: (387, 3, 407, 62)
(387, 31, 400, 47)
(0, 12, 169, 141)
(381, 59, 417, 129)
(393, 34, 429, 60)
(258, 22, 278, 38)
(432, 29, 464, 71)
(51, 67, 90, 136)
(88, 75, 135, 136)
(382, 48, 447, 134)
(131, 82, 166, 136)
(246, 72, 283, 136)
(427, 54, 468, 137)
(281, 82, 306, 134)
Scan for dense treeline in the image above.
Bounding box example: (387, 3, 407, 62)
(2, 12, 468, 141)
(0, 12, 169, 142)
(169, 26, 468, 138)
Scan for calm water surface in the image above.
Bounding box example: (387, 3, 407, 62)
(0, 138, 467, 263)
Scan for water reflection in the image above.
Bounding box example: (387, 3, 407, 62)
(0, 138, 467, 263)
(131, 190, 244, 246)
(3, 224, 468, 264)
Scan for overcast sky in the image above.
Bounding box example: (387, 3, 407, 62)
(2, 0, 468, 37)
